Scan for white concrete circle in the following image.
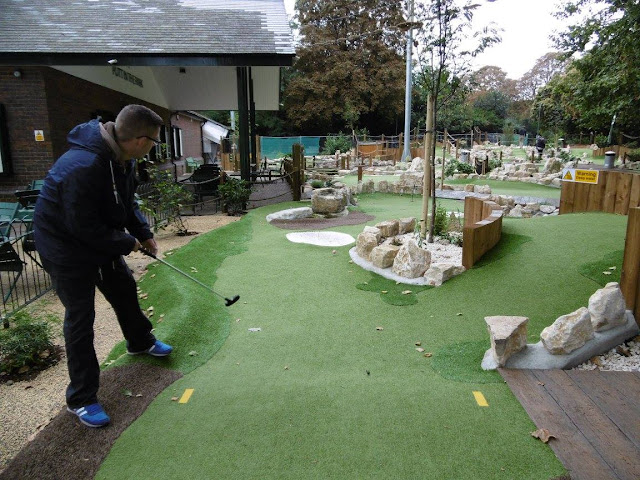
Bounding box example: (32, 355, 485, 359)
(286, 231, 355, 247)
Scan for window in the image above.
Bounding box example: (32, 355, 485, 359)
(171, 126, 183, 159)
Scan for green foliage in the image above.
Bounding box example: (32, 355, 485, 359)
(219, 178, 251, 216)
(0, 311, 58, 374)
(139, 164, 194, 234)
(321, 132, 352, 155)
(310, 180, 324, 189)
(444, 159, 475, 177)
(433, 202, 449, 237)
(283, 0, 406, 134)
(488, 157, 502, 171)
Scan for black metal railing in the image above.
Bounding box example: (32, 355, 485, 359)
(0, 221, 51, 319)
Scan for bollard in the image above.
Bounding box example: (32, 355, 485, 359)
(357, 165, 363, 182)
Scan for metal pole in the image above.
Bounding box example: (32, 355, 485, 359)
(402, 0, 414, 163)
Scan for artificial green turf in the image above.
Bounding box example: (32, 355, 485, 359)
(97, 200, 627, 479)
(578, 249, 624, 286)
(356, 274, 431, 306)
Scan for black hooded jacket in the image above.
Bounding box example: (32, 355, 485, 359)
(34, 119, 152, 267)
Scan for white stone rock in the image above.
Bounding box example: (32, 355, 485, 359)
(588, 282, 627, 331)
(485, 316, 529, 367)
(370, 244, 401, 268)
(407, 157, 424, 172)
(356, 232, 379, 261)
(423, 263, 465, 286)
(363, 226, 382, 243)
(266, 207, 313, 222)
(508, 205, 523, 218)
(539, 205, 556, 214)
(311, 188, 346, 215)
(392, 239, 431, 278)
(541, 307, 594, 355)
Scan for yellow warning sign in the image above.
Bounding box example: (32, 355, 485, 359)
(34, 130, 44, 142)
(561, 168, 599, 184)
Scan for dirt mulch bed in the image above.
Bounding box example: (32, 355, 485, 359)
(269, 210, 375, 230)
(0, 363, 182, 480)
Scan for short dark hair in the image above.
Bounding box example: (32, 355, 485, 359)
(115, 104, 164, 141)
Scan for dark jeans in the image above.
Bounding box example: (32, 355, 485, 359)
(42, 256, 155, 408)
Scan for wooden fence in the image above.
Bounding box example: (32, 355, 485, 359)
(462, 197, 504, 269)
(620, 207, 640, 325)
(559, 171, 640, 215)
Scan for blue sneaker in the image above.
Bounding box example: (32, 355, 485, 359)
(67, 403, 110, 428)
(127, 340, 173, 357)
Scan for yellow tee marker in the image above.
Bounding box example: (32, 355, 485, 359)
(179, 388, 194, 404)
(473, 391, 488, 407)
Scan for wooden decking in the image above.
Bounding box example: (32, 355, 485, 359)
(500, 369, 640, 480)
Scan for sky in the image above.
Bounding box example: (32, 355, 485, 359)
(283, 0, 569, 80)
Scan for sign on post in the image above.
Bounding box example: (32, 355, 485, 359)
(562, 168, 599, 184)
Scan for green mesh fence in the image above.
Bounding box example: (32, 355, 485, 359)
(261, 136, 324, 159)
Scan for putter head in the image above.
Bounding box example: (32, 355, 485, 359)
(225, 295, 240, 307)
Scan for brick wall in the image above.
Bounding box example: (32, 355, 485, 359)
(172, 112, 204, 161)
(0, 66, 171, 198)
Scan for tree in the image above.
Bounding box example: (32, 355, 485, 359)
(553, 0, 640, 136)
(516, 52, 568, 101)
(413, 0, 500, 240)
(283, 0, 407, 134)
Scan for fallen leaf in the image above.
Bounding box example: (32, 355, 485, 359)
(531, 428, 555, 443)
(376, 326, 384, 331)
(150, 274, 156, 278)
(616, 345, 631, 357)
(171, 396, 179, 402)
(18, 365, 29, 374)
(135, 393, 143, 397)
(423, 352, 433, 358)
(402, 290, 412, 295)
(284, 366, 289, 370)
(123, 389, 133, 397)
(348, 260, 353, 264)
(415, 341, 422, 346)
(537, 381, 545, 386)
(39, 349, 50, 359)
(609, 266, 616, 270)
(381, 290, 388, 294)
(332, 250, 337, 254)
(188, 351, 198, 356)
(416, 347, 425, 353)
(456, 313, 463, 316)
(603, 271, 612, 275)
(590, 356, 602, 366)
(147, 306, 154, 311)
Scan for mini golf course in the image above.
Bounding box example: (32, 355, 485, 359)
(93, 194, 626, 479)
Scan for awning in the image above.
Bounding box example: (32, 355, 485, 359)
(202, 121, 229, 144)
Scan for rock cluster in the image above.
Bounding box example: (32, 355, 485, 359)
(354, 217, 465, 285)
(482, 282, 637, 369)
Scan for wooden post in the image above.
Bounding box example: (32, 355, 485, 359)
(292, 144, 303, 201)
(455, 140, 460, 160)
(347, 155, 350, 170)
(499, 151, 503, 163)
(621, 207, 640, 326)
(531, 151, 535, 162)
(357, 165, 363, 182)
(399, 133, 404, 160)
(441, 129, 447, 189)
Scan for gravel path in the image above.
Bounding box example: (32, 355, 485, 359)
(0, 214, 239, 473)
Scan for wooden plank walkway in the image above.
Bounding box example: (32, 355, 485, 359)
(499, 369, 640, 480)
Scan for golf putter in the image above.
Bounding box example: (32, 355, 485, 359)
(139, 247, 240, 306)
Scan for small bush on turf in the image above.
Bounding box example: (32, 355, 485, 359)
(310, 180, 324, 189)
(0, 310, 59, 376)
(434, 202, 449, 237)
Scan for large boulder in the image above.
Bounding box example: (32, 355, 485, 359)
(542, 157, 563, 174)
(356, 232, 378, 261)
(370, 244, 401, 268)
(407, 157, 424, 172)
(392, 239, 431, 278)
(485, 316, 529, 367)
(588, 282, 627, 331)
(540, 307, 594, 355)
(375, 220, 399, 238)
(311, 188, 346, 215)
(398, 217, 416, 234)
(362, 226, 382, 243)
(423, 263, 465, 286)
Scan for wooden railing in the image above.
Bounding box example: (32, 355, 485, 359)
(559, 171, 640, 215)
(462, 197, 503, 269)
(621, 207, 640, 326)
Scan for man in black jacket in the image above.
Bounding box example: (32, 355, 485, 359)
(34, 104, 173, 428)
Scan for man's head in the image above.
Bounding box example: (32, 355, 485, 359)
(114, 104, 164, 159)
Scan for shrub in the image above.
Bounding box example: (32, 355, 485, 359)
(433, 202, 449, 237)
(0, 311, 58, 375)
(310, 180, 324, 189)
(139, 164, 194, 234)
(219, 178, 251, 216)
(322, 132, 352, 155)
(445, 159, 475, 177)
